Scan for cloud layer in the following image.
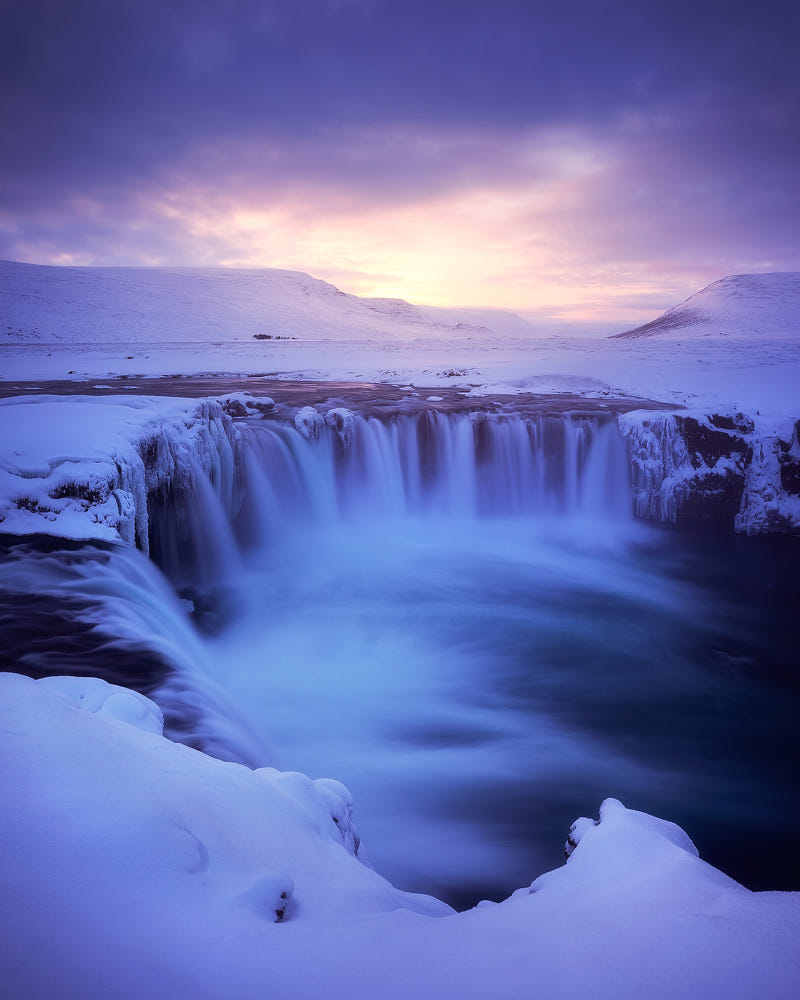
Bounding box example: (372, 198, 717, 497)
(2, 0, 798, 320)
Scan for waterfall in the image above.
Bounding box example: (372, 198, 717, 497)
(234, 410, 631, 542)
(2, 406, 633, 769)
(146, 417, 244, 586)
(0, 536, 268, 765)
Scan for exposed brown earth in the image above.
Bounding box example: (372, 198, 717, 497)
(0, 375, 679, 418)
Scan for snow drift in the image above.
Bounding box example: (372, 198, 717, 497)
(1, 671, 798, 1000)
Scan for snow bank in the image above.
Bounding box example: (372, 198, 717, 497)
(0, 394, 240, 547)
(36, 674, 165, 734)
(1, 671, 798, 1000)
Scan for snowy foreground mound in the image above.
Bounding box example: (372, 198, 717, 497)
(613, 272, 800, 340)
(2, 672, 798, 999)
(0, 259, 533, 344)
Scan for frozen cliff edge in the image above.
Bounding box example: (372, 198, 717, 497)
(1, 670, 798, 1000)
(2, 393, 799, 542)
(0, 393, 246, 548)
(620, 409, 800, 534)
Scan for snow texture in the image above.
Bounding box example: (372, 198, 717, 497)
(2, 263, 799, 425)
(0, 259, 534, 345)
(1, 670, 798, 1000)
(36, 674, 165, 734)
(0, 394, 240, 545)
(612, 272, 800, 340)
(620, 410, 800, 534)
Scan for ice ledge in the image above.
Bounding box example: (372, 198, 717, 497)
(2, 393, 799, 543)
(619, 409, 800, 534)
(0, 394, 244, 549)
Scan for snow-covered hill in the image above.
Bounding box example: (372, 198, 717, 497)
(0, 260, 533, 344)
(611, 273, 800, 340)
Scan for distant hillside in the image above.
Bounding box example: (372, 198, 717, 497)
(611, 273, 800, 340)
(0, 261, 534, 344)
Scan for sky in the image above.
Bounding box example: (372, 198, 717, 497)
(1, 0, 798, 325)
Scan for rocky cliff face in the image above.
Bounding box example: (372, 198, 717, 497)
(619, 411, 800, 534)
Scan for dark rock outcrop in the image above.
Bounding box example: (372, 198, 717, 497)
(620, 411, 799, 534)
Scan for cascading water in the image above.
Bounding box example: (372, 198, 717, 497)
(4, 405, 799, 909)
(234, 410, 632, 539)
(0, 535, 267, 765)
(179, 408, 797, 906)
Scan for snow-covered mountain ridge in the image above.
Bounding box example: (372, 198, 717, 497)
(0, 260, 534, 344)
(612, 272, 800, 340)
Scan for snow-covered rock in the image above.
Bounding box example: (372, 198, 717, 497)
(36, 674, 165, 735)
(0, 394, 240, 548)
(736, 420, 800, 533)
(1, 670, 799, 999)
(620, 409, 800, 534)
(220, 392, 274, 418)
(325, 407, 356, 446)
(294, 405, 325, 440)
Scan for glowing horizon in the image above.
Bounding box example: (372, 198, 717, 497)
(2, 3, 798, 325)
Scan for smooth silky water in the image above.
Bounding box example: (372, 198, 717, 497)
(192, 412, 800, 908)
(4, 409, 796, 910)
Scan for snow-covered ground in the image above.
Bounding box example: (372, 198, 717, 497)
(2, 671, 798, 1000)
(2, 263, 799, 427)
(2, 261, 800, 542)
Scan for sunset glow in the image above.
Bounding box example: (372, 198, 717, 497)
(2, 2, 798, 322)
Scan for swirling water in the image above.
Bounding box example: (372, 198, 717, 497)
(5, 410, 797, 909)
(198, 413, 800, 906)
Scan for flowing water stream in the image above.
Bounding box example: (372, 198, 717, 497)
(3, 409, 798, 909)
